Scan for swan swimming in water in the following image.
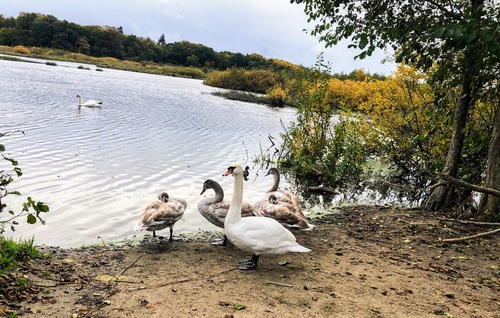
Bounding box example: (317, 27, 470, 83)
(133, 192, 186, 241)
(76, 94, 102, 108)
(223, 163, 311, 270)
(198, 179, 255, 245)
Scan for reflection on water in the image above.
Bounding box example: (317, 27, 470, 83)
(0, 58, 298, 247)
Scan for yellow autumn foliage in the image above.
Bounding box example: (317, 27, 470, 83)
(266, 85, 288, 107)
(327, 78, 369, 110)
(13, 45, 30, 54)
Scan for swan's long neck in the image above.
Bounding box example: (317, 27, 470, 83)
(77, 95, 82, 106)
(225, 173, 243, 225)
(268, 171, 280, 192)
(212, 182, 224, 203)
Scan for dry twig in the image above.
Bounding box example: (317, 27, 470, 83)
(115, 253, 144, 279)
(441, 227, 500, 243)
(266, 281, 294, 287)
(130, 267, 239, 291)
(439, 218, 500, 226)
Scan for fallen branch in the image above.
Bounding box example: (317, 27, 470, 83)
(441, 227, 500, 243)
(438, 217, 500, 226)
(113, 279, 143, 284)
(436, 172, 500, 197)
(31, 281, 83, 287)
(116, 253, 144, 278)
(266, 281, 294, 287)
(130, 267, 239, 291)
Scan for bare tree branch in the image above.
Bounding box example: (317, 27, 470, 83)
(436, 172, 500, 198)
(441, 227, 500, 243)
(438, 217, 500, 226)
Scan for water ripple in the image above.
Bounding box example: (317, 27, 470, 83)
(0, 58, 297, 247)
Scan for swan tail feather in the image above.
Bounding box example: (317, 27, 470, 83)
(132, 223, 144, 232)
(289, 245, 311, 253)
(301, 223, 316, 231)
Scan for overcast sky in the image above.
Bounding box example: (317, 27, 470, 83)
(1, 0, 397, 75)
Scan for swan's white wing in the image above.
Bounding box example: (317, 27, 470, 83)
(83, 100, 102, 107)
(225, 216, 308, 255)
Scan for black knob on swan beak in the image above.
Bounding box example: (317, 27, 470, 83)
(243, 166, 250, 181)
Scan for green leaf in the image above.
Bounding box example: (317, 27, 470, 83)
(234, 304, 246, 310)
(452, 28, 463, 38)
(27, 214, 36, 224)
(14, 167, 22, 177)
(0, 144, 5, 152)
(433, 26, 447, 38)
(359, 34, 368, 50)
(35, 201, 49, 212)
(465, 32, 476, 43)
(482, 33, 494, 42)
(355, 51, 368, 60)
(4, 157, 19, 166)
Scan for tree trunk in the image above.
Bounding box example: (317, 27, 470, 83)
(478, 100, 500, 217)
(423, 0, 483, 211)
(423, 59, 479, 211)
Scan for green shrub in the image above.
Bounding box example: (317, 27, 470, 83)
(204, 68, 278, 94)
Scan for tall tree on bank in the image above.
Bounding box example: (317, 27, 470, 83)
(291, 0, 500, 215)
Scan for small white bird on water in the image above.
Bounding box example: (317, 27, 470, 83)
(222, 163, 311, 270)
(76, 94, 102, 108)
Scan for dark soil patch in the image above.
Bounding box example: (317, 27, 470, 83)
(2, 206, 499, 317)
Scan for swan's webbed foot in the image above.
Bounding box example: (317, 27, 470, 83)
(238, 255, 259, 270)
(210, 237, 227, 246)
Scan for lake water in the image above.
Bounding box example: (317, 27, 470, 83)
(0, 57, 301, 247)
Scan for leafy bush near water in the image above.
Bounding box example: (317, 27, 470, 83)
(278, 56, 367, 188)
(275, 58, 496, 206)
(203, 68, 279, 94)
(1, 132, 49, 235)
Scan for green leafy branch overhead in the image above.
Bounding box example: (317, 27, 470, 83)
(1, 132, 49, 234)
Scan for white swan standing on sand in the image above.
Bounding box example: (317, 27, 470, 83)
(76, 94, 102, 108)
(133, 192, 187, 241)
(222, 163, 311, 270)
(197, 179, 255, 245)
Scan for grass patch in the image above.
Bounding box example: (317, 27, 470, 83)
(0, 237, 42, 274)
(0, 45, 206, 79)
(211, 91, 275, 106)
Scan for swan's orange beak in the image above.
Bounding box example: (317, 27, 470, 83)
(223, 167, 233, 177)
